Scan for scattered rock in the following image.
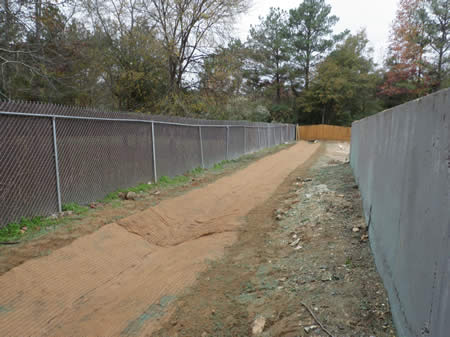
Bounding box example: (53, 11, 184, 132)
(49, 213, 59, 220)
(152, 190, 161, 195)
(352, 227, 360, 232)
(118, 192, 126, 200)
(303, 178, 313, 182)
(89, 202, 98, 209)
(147, 181, 152, 185)
(290, 238, 301, 247)
(314, 184, 330, 194)
(276, 214, 283, 221)
(360, 234, 369, 242)
(201, 332, 208, 337)
(126, 191, 137, 200)
(252, 316, 266, 335)
(321, 272, 333, 281)
(304, 324, 319, 333)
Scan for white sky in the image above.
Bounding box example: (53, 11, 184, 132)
(234, 0, 399, 65)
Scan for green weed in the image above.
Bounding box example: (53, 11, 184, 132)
(0, 216, 59, 243)
(62, 203, 88, 214)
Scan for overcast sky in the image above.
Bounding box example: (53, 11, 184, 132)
(234, 0, 399, 65)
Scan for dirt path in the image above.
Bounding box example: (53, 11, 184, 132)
(0, 141, 319, 337)
(152, 142, 395, 337)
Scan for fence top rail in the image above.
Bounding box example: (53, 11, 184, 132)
(0, 111, 292, 129)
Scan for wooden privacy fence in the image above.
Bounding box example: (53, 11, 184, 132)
(296, 124, 351, 141)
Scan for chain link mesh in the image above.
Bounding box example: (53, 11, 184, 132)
(0, 101, 297, 227)
(0, 115, 58, 224)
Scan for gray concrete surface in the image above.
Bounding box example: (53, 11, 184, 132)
(350, 89, 449, 337)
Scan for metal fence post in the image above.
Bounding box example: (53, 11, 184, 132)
(51, 117, 62, 213)
(258, 127, 261, 149)
(226, 126, 229, 160)
(151, 122, 157, 182)
(244, 127, 247, 154)
(199, 126, 204, 169)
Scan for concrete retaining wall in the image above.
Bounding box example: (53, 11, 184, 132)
(350, 89, 449, 337)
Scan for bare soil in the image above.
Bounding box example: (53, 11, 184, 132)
(0, 144, 294, 276)
(0, 141, 322, 337)
(152, 142, 395, 337)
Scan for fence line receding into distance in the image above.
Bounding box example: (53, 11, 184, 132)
(0, 101, 296, 227)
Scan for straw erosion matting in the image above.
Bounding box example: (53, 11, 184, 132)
(0, 141, 319, 337)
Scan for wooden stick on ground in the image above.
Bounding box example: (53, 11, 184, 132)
(301, 302, 335, 337)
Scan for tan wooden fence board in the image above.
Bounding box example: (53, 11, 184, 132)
(297, 124, 351, 141)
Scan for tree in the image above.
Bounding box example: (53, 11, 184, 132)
(423, 0, 449, 89)
(379, 0, 432, 106)
(246, 7, 290, 104)
(287, 0, 347, 91)
(298, 31, 381, 125)
(145, 0, 249, 91)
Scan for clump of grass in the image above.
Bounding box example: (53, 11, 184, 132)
(190, 167, 204, 175)
(62, 203, 89, 214)
(0, 216, 59, 243)
(212, 160, 231, 171)
(158, 175, 190, 186)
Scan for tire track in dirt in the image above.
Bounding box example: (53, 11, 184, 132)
(0, 141, 318, 337)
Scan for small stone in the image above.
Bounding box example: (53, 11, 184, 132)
(252, 316, 266, 335)
(304, 325, 318, 333)
(126, 192, 137, 200)
(276, 214, 283, 221)
(65, 210, 73, 216)
(21, 226, 28, 231)
(290, 238, 301, 246)
(118, 192, 126, 200)
(49, 213, 59, 220)
(89, 202, 97, 209)
(153, 190, 161, 195)
(303, 178, 313, 182)
(201, 332, 208, 337)
(147, 181, 152, 185)
(321, 272, 332, 281)
(352, 227, 360, 232)
(211, 309, 216, 315)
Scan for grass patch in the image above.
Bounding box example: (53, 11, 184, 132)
(0, 216, 59, 243)
(212, 160, 232, 171)
(62, 203, 89, 214)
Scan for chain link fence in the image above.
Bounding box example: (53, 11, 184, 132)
(0, 101, 296, 227)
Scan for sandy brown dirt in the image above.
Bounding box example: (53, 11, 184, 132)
(0, 141, 319, 337)
(0, 144, 294, 276)
(152, 142, 395, 337)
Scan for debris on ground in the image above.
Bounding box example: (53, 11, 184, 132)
(251, 316, 266, 335)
